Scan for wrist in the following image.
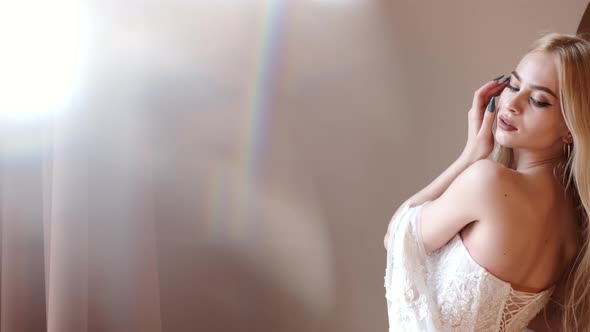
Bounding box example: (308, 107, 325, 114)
(456, 154, 475, 170)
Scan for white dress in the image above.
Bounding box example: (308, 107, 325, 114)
(384, 200, 555, 331)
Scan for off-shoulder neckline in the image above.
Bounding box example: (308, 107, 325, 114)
(411, 200, 555, 296)
(453, 233, 556, 296)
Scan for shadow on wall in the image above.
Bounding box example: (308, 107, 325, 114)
(155, 245, 330, 332)
(578, 2, 590, 34)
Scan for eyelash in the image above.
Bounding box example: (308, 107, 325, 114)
(506, 84, 552, 107)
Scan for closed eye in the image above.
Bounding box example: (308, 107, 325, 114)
(507, 84, 519, 92)
(532, 99, 552, 107)
(506, 84, 552, 107)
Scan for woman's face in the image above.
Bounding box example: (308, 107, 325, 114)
(494, 51, 569, 151)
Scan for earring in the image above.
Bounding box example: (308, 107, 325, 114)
(563, 141, 572, 160)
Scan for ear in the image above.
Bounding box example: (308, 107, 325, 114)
(563, 132, 573, 144)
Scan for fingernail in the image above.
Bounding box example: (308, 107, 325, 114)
(500, 75, 511, 83)
(487, 97, 496, 112)
(492, 74, 505, 81)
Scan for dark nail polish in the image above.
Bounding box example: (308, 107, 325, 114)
(487, 97, 495, 112)
(493, 74, 505, 81)
(501, 75, 511, 83)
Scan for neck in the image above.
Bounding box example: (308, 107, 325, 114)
(509, 147, 573, 193)
(510, 148, 564, 173)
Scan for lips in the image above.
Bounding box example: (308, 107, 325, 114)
(498, 115, 517, 130)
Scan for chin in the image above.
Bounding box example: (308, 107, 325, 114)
(493, 129, 517, 148)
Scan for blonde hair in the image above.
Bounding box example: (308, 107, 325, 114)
(489, 32, 590, 331)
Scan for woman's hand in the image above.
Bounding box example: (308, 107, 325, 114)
(460, 75, 510, 164)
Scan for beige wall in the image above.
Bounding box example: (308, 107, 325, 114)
(1, 0, 588, 331)
(77, 0, 590, 331)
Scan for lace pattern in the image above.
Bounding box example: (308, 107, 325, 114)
(384, 201, 555, 332)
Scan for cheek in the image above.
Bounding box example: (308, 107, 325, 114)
(497, 91, 510, 108)
(500, 88, 510, 97)
(524, 114, 562, 142)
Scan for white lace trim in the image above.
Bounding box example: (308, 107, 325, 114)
(384, 201, 555, 331)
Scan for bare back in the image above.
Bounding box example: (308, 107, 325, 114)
(458, 163, 580, 294)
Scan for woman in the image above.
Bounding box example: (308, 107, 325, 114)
(383, 33, 590, 331)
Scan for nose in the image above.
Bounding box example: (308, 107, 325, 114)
(503, 91, 526, 115)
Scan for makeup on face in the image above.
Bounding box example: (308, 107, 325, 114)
(498, 116, 517, 131)
(508, 70, 557, 108)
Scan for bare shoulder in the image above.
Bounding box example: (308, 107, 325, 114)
(460, 159, 520, 213)
(418, 159, 516, 253)
(463, 159, 514, 187)
(459, 159, 531, 228)
(459, 160, 570, 292)
(473, 159, 537, 217)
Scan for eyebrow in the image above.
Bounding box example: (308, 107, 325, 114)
(511, 70, 559, 100)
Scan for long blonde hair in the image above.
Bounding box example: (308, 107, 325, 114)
(490, 32, 590, 331)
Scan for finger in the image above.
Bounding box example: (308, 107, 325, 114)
(480, 96, 497, 134)
(472, 76, 510, 112)
(472, 83, 508, 114)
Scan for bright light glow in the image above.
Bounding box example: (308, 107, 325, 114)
(310, 0, 363, 6)
(0, 0, 89, 122)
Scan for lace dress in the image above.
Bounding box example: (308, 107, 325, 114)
(384, 200, 555, 331)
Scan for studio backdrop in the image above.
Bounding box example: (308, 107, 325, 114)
(0, 1, 588, 331)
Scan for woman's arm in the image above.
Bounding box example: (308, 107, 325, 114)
(406, 155, 472, 207)
(384, 155, 472, 249)
(406, 75, 509, 207)
(384, 75, 509, 250)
